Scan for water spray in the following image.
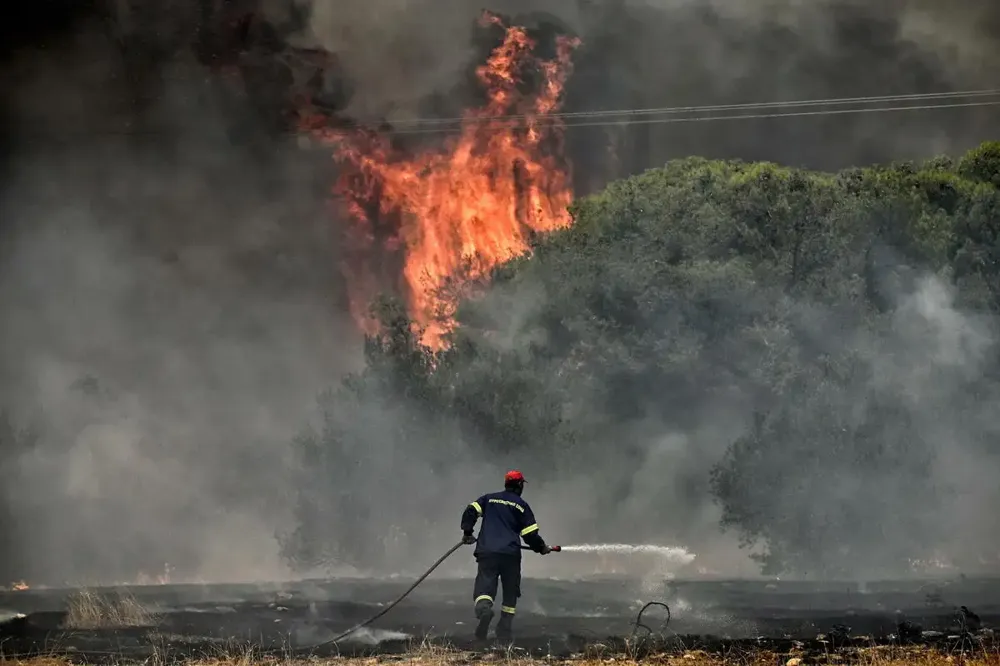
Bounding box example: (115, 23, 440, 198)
(559, 543, 696, 564)
(522, 543, 696, 565)
(302, 541, 691, 650)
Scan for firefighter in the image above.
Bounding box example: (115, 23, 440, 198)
(460, 469, 552, 642)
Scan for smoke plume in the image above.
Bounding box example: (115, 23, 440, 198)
(2, 0, 999, 584)
(1, 6, 353, 582)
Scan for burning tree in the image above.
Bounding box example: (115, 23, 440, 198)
(302, 12, 580, 349)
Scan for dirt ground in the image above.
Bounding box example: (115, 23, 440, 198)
(1, 577, 997, 663)
(5, 644, 1000, 666)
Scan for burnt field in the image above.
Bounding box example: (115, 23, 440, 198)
(0, 575, 998, 660)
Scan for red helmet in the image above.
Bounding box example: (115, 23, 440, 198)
(504, 470, 526, 484)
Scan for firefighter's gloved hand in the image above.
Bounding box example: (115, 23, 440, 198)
(462, 533, 477, 545)
(539, 545, 553, 555)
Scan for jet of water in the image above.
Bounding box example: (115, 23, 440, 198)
(558, 543, 696, 565)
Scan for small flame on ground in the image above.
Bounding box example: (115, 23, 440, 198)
(304, 12, 580, 348)
(10, 581, 29, 591)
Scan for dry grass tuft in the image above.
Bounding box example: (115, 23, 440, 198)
(0, 658, 74, 666)
(653, 645, 1000, 666)
(62, 588, 157, 629)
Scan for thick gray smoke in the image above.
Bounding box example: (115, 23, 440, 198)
(2, 0, 999, 584)
(288, 0, 999, 129)
(0, 18, 354, 583)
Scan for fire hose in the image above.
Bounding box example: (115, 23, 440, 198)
(271, 540, 671, 655)
(302, 542, 562, 648)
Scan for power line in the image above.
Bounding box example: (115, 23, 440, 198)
(374, 88, 1000, 128)
(13, 91, 999, 140)
(374, 99, 1000, 136)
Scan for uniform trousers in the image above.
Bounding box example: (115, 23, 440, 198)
(473, 553, 521, 615)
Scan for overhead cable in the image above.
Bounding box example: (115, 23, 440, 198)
(377, 99, 1000, 136)
(369, 88, 1000, 128)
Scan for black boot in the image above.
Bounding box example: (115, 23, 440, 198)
(495, 612, 514, 643)
(474, 599, 494, 640)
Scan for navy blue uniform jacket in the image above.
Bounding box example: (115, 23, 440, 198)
(461, 490, 547, 557)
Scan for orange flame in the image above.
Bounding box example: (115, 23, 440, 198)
(307, 14, 580, 348)
(11, 580, 29, 591)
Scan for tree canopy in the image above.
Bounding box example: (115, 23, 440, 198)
(285, 141, 1000, 577)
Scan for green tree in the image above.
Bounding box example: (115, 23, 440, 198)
(284, 142, 1000, 575)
